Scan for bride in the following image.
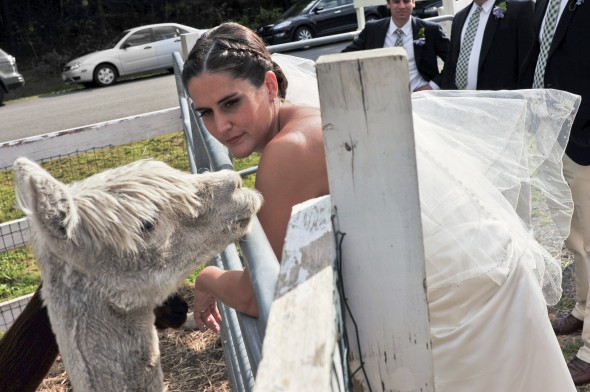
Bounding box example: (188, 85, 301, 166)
(183, 22, 578, 391)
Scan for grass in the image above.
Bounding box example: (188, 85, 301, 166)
(0, 247, 40, 301)
(0, 132, 259, 302)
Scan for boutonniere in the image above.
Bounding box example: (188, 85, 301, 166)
(413, 27, 426, 46)
(492, 1, 507, 18)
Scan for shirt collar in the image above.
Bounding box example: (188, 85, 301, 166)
(388, 16, 413, 37)
(477, 0, 494, 14)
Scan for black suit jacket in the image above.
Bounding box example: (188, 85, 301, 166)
(342, 17, 449, 87)
(441, 0, 534, 90)
(520, 0, 590, 165)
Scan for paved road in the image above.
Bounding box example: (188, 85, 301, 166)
(0, 41, 348, 143)
(0, 73, 179, 143)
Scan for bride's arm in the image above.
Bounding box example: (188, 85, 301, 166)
(193, 267, 258, 332)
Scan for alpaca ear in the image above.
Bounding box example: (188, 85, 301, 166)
(14, 158, 79, 240)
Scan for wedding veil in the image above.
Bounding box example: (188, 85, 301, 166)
(272, 53, 580, 305)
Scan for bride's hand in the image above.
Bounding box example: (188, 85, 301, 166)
(193, 284, 222, 333)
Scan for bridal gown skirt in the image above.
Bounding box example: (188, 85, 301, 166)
(428, 260, 575, 392)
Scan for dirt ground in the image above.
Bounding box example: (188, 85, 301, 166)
(548, 250, 590, 392)
(37, 285, 230, 392)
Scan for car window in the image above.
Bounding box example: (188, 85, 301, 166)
(104, 31, 129, 49)
(282, 0, 317, 18)
(123, 29, 153, 47)
(317, 0, 342, 10)
(153, 26, 180, 41)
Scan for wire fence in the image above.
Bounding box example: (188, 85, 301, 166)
(0, 132, 189, 236)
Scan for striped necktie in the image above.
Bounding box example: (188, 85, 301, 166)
(455, 6, 483, 90)
(394, 29, 404, 47)
(533, 0, 562, 88)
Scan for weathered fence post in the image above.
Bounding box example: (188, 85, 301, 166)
(254, 195, 344, 391)
(316, 48, 434, 391)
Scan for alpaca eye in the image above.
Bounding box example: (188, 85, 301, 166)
(57, 222, 68, 238)
(140, 220, 155, 233)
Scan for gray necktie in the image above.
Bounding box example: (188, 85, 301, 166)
(394, 29, 404, 47)
(533, 0, 562, 88)
(455, 6, 483, 90)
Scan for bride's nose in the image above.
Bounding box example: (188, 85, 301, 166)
(214, 113, 232, 134)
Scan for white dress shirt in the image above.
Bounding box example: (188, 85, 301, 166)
(384, 17, 436, 91)
(459, 0, 494, 90)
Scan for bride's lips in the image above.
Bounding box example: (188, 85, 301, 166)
(225, 133, 245, 145)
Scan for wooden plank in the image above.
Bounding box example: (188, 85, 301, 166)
(316, 48, 434, 391)
(254, 196, 344, 391)
(0, 107, 181, 168)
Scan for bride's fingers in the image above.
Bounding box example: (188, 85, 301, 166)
(193, 311, 210, 332)
(203, 312, 221, 333)
(210, 303, 222, 323)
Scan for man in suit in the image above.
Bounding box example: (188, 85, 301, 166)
(342, 0, 449, 91)
(520, 0, 590, 386)
(440, 0, 534, 90)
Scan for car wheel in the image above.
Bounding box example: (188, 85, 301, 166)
(93, 64, 117, 87)
(294, 26, 313, 41)
(0, 89, 4, 106)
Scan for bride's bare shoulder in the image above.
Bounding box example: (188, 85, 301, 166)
(263, 104, 323, 162)
(280, 104, 321, 136)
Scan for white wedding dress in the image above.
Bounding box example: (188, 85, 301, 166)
(273, 53, 579, 391)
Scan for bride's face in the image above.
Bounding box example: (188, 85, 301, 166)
(187, 71, 276, 159)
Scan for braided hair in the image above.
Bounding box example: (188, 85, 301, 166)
(182, 22, 288, 99)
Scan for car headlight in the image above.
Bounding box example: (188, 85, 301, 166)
(69, 62, 81, 71)
(273, 20, 292, 30)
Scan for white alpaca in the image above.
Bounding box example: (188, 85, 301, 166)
(13, 158, 262, 392)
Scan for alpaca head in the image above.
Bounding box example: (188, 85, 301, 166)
(13, 158, 263, 310)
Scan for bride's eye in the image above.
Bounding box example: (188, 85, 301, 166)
(197, 109, 212, 118)
(224, 98, 239, 109)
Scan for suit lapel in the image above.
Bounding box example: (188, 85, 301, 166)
(377, 19, 391, 48)
(534, 0, 550, 30)
(479, 0, 500, 69)
(548, 0, 576, 58)
(412, 18, 423, 66)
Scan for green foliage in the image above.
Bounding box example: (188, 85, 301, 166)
(0, 246, 40, 302)
(238, 7, 285, 29)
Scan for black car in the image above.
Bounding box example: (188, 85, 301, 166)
(412, 0, 443, 18)
(257, 0, 389, 45)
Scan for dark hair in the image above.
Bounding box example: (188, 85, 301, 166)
(182, 22, 288, 99)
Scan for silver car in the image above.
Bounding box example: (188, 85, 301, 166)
(0, 48, 25, 105)
(61, 23, 205, 87)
